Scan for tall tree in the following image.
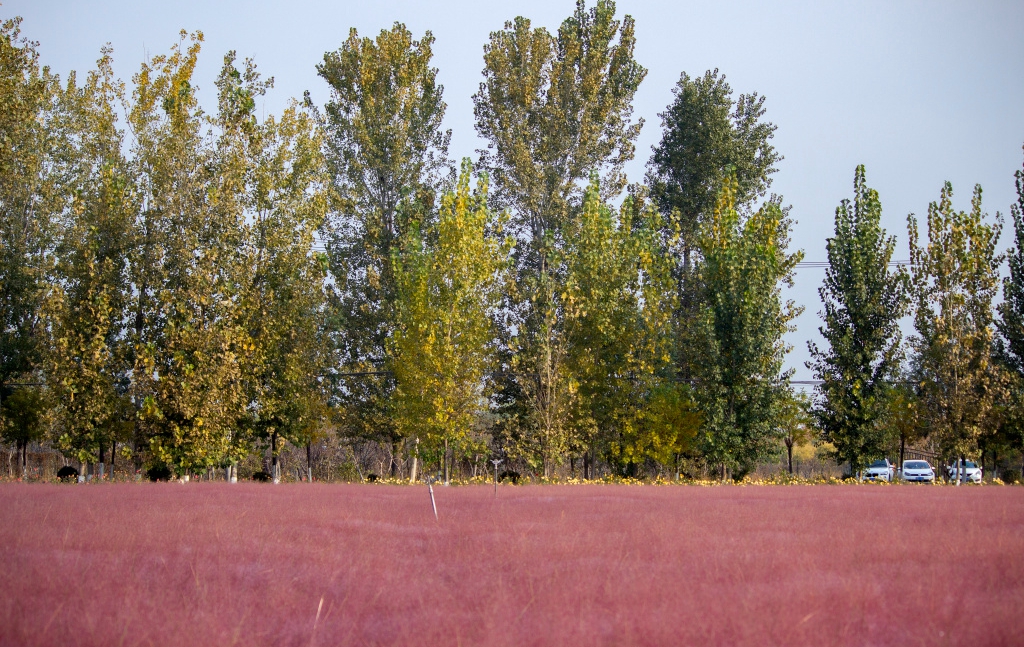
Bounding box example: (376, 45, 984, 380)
(908, 182, 1003, 476)
(997, 147, 1024, 375)
(474, 0, 646, 475)
(808, 166, 908, 477)
(391, 162, 510, 482)
(44, 48, 136, 477)
(474, 0, 646, 233)
(0, 17, 57, 404)
(694, 178, 802, 479)
(995, 146, 1024, 476)
(231, 53, 332, 483)
(562, 180, 681, 476)
(317, 23, 451, 458)
(129, 33, 248, 477)
(646, 68, 780, 260)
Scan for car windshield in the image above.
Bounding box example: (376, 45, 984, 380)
(904, 461, 929, 469)
(869, 460, 888, 468)
(965, 461, 978, 468)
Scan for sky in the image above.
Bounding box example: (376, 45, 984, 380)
(7, 0, 1024, 381)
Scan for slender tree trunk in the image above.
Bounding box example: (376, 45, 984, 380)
(98, 443, 106, 480)
(111, 441, 116, 479)
(272, 430, 280, 484)
(307, 442, 313, 482)
(786, 439, 794, 475)
(443, 438, 449, 485)
(409, 438, 419, 483)
(21, 441, 27, 480)
(899, 435, 906, 473)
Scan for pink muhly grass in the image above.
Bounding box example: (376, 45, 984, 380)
(0, 483, 1021, 646)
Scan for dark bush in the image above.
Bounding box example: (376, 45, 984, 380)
(146, 465, 172, 482)
(1000, 469, 1020, 484)
(252, 471, 271, 482)
(57, 466, 79, 482)
(366, 473, 379, 483)
(499, 470, 520, 484)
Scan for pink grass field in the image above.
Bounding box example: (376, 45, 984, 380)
(1, 484, 1022, 647)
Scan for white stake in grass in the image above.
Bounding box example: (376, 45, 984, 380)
(427, 476, 438, 521)
(491, 458, 503, 498)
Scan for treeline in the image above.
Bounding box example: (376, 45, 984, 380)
(2, 2, 1023, 483)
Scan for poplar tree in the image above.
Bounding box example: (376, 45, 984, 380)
(695, 178, 802, 479)
(44, 49, 136, 476)
(997, 149, 1024, 375)
(230, 53, 331, 483)
(809, 166, 908, 476)
(317, 23, 451, 460)
(646, 68, 780, 258)
(473, 0, 646, 474)
(0, 17, 56, 403)
(562, 180, 682, 476)
(909, 182, 1003, 472)
(391, 162, 510, 482)
(646, 69, 780, 390)
(129, 33, 248, 477)
(996, 148, 1024, 474)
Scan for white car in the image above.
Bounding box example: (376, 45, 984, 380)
(901, 460, 936, 483)
(947, 461, 982, 484)
(864, 459, 896, 482)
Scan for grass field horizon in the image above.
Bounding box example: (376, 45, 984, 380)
(2, 484, 1021, 646)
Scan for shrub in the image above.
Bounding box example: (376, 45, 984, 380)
(56, 466, 79, 482)
(146, 465, 172, 482)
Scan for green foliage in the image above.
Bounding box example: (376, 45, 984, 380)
(0, 17, 58, 389)
(391, 161, 510, 463)
(646, 68, 780, 250)
(128, 33, 248, 475)
(231, 56, 331, 475)
(908, 181, 1004, 463)
(43, 47, 136, 465)
(474, 0, 646, 231)
(563, 179, 683, 473)
(995, 147, 1024, 462)
(0, 385, 46, 468)
(694, 177, 803, 476)
(809, 166, 909, 474)
(997, 146, 1024, 375)
(317, 23, 452, 446)
(476, 0, 646, 477)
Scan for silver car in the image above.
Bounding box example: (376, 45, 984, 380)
(901, 460, 936, 483)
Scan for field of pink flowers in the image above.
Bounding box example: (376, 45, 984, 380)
(1, 483, 1021, 647)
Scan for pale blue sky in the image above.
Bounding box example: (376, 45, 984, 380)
(7, 0, 1024, 379)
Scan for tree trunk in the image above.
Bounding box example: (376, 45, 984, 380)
(899, 435, 906, 473)
(98, 443, 106, 480)
(786, 440, 794, 475)
(443, 438, 449, 485)
(307, 442, 313, 482)
(272, 430, 280, 484)
(20, 441, 27, 480)
(111, 441, 116, 479)
(409, 438, 419, 483)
